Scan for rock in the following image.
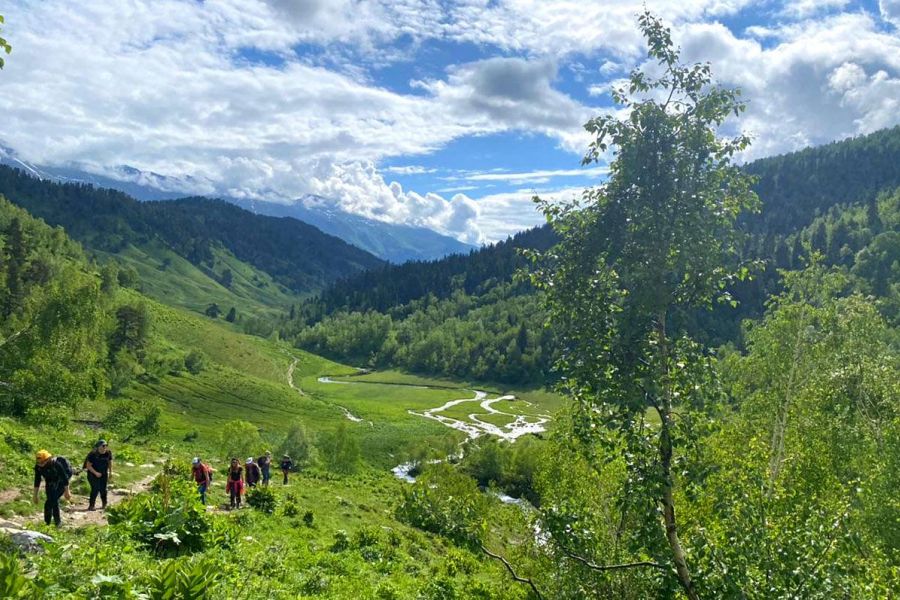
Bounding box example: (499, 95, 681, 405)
(125, 462, 136, 467)
(0, 527, 53, 553)
(139, 464, 155, 469)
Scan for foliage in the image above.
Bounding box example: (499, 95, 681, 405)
(0, 553, 30, 599)
(108, 474, 211, 556)
(246, 485, 277, 514)
(324, 422, 360, 474)
(396, 463, 488, 548)
(146, 558, 219, 600)
(183, 350, 206, 375)
(277, 421, 316, 468)
(0, 14, 10, 70)
(217, 419, 261, 461)
(532, 12, 757, 598)
(0, 198, 109, 418)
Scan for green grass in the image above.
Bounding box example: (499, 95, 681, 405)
(97, 240, 303, 321)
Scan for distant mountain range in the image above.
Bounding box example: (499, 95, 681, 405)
(0, 146, 474, 263)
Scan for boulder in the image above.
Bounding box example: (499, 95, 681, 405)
(0, 527, 53, 553)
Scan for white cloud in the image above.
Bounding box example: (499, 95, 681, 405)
(779, 0, 851, 19)
(675, 14, 900, 160)
(384, 165, 437, 175)
(457, 166, 608, 185)
(1, 1, 900, 245)
(881, 0, 900, 27)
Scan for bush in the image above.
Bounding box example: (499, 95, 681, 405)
(302, 510, 314, 527)
(133, 403, 161, 437)
(219, 420, 261, 460)
(396, 464, 488, 548)
(278, 421, 316, 468)
(246, 486, 276, 514)
(324, 423, 360, 475)
(331, 530, 350, 552)
(103, 399, 137, 432)
(147, 558, 219, 600)
(184, 351, 206, 375)
(108, 474, 211, 556)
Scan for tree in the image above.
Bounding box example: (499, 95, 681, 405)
(278, 421, 316, 468)
(110, 304, 150, 357)
(225, 307, 236, 323)
(533, 12, 757, 598)
(204, 303, 221, 319)
(219, 268, 233, 289)
(325, 422, 360, 474)
(4, 217, 27, 317)
(219, 420, 261, 460)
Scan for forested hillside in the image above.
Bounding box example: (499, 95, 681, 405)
(0, 166, 384, 312)
(288, 127, 900, 382)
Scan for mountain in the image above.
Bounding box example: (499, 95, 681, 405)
(234, 195, 474, 264)
(288, 126, 900, 382)
(0, 147, 474, 263)
(0, 165, 385, 316)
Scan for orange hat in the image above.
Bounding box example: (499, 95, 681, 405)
(35, 449, 52, 462)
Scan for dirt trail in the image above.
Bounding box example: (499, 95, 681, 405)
(2, 470, 159, 530)
(286, 358, 305, 396)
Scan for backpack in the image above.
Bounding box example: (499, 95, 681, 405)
(53, 456, 74, 482)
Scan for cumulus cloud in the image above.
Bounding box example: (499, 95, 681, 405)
(675, 14, 900, 159)
(881, 0, 900, 27)
(1, 1, 899, 244)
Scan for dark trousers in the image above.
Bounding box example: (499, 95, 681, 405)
(44, 484, 65, 526)
(282, 470, 289, 485)
(197, 483, 207, 505)
(261, 465, 270, 486)
(88, 473, 108, 508)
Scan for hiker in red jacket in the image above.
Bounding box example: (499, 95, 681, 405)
(225, 457, 244, 509)
(191, 457, 211, 505)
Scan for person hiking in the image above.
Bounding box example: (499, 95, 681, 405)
(257, 451, 272, 487)
(32, 450, 73, 527)
(192, 457, 211, 505)
(245, 457, 261, 488)
(280, 454, 293, 485)
(225, 458, 244, 509)
(83, 439, 113, 511)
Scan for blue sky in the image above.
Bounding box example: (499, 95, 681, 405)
(0, 0, 899, 242)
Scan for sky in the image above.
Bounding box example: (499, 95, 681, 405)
(0, 0, 898, 244)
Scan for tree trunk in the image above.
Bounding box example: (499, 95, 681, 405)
(657, 311, 700, 600)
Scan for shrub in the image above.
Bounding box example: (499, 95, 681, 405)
(0, 553, 30, 598)
(324, 423, 360, 475)
(278, 421, 316, 468)
(184, 351, 206, 375)
(147, 558, 219, 600)
(281, 492, 299, 517)
(133, 403, 161, 437)
(352, 525, 381, 549)
(108, 474, 210, 556)
(302, 510, 314, 527)
(331, 530, 350, 552)
(218, 420, 261, 460)
(246, 486, 276, 514)
(396, 464, 488, 548)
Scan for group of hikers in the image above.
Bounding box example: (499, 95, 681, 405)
(32, 440, 113, 527)
(32, 441, 295, 526)
(191, 452, 294, 509)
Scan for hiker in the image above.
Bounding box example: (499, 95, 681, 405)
(258, 451, 272, 487)
(32, 450, 73, 527)
(83, 439, 113, 510)
(245, 457, 261, 488)
(280, 454, 293, 485)
(192, 457, 211, 505)
(225, 458, 244, 509)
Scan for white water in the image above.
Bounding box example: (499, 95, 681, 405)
(316, 374, 550, 443)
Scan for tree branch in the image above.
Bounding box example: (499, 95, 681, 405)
(560, 546, 667, 572)
(480, 544, 544, 600)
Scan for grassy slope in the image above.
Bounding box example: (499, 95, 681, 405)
(96, 240, 301, 320)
